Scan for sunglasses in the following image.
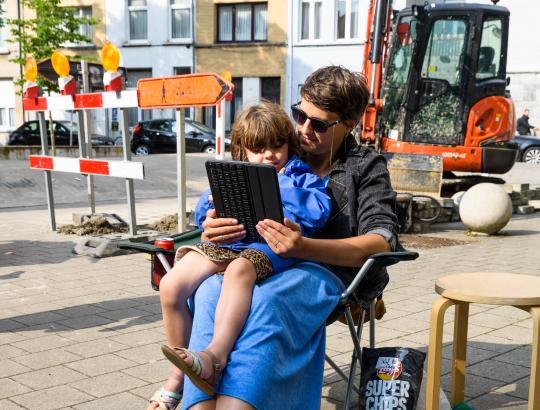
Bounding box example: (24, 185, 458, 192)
(291, 104, 343, 133)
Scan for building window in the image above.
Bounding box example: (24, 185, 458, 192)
(126, 69, 152, 125)
(0, 24, 7, 51)
(63, 7, 93, 46)
(217, 3, 267, 42)
(336, 0, 359, 40)
(0, 80, 16, 130)
(171, 0, 191, 39)
(300, 1, 322, 40)
(261, 77, 280, 104)
(129, 0, 148, 41)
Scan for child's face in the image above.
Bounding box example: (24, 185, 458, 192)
(245, 143, 289, 171)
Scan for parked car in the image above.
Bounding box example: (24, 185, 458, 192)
(130, 118, 231, 156)
(513, 134, 540, 164)
(7, 120, 115, 146)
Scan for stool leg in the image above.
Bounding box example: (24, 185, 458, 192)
(426, 297, 455, 410)
(529, 306, 540, 409)
(451, 302, 469, 405)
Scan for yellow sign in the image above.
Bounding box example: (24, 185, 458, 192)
(24, 57, 38, 82)
(101, 42, 120, 72)
(51, 51, 70, 77)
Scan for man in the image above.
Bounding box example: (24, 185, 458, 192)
(517, 109, 537, 136)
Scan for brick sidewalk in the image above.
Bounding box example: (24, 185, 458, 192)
(1, 199, 539, 409)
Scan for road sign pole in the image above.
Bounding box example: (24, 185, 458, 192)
(176, 108, 187, 233)
(81, 60, 96, 214)
(120, 107, 137, 236)
(215, 99, 226, 160)
(38, 111, 56, 231)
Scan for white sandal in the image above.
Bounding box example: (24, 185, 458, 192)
(149, 387, 182, 410)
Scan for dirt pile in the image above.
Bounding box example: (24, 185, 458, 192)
(57, 217, 128, 236)
(148, 214, 178, 232)
(400, 234, 470, 249)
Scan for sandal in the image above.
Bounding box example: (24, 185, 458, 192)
(161, 345, 222, 396)
(149, 387, 182, 410)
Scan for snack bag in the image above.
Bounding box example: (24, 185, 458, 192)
(359, 347, 426, 410)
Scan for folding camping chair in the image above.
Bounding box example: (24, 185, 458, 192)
(117, 231, 418, 409)
(324, 242, 419, 409)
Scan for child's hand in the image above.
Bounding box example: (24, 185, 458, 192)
(201, 208, 246, 244)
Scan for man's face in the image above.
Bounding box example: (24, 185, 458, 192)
(524, 109, 529, 117)
(295, 99, 352, 157)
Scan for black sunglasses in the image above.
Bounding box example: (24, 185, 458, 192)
(291, 104, 343, 133)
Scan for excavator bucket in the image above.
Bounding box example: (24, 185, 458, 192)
(384, 153, 442, 196)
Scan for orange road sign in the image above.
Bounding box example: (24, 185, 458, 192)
(137, 73, 233, 109)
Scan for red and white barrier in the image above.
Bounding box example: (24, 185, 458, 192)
(29, 155, 145, 180)
(24, 90, 138, 111)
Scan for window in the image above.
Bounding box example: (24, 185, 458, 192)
(0, 23, 7, 51)
(217, 3, 267, 42)
(300, 1, 321, 40)
(0, 80, 16, 129)
(261, 77, 280, 104)
(171, 0, 191, 39)
(336, 0, 359, 40)
(126, 69, 152, 125)
(73, 7, 93, 44)
(129, 0, 148, 41)
(477, 17, 503, 80)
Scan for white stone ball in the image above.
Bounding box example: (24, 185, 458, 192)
(451, 191, 466, 207)
(459, 183, 512, 234)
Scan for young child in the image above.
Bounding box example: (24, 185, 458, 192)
(149, 100, 331, 410)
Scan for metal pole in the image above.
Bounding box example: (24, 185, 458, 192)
(120, 108, 137, 236)
(215, 99, 226, 160)
(81, 60, 96, 213)
(176, 108, 187, 233)
(38, 111, 56, 231)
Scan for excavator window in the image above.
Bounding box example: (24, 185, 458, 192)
(408, 17, 467, 146)
(476, 17, 503, 80)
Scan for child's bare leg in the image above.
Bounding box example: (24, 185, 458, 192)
(178, 257, 257, 378)
(153, 251, 227, 403)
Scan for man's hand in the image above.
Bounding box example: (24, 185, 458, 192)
(201, 208, 246, 244)
(256, 218, 304, 258)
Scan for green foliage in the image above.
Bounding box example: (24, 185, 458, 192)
(6, 0, 97, 91)
(0, 0, 5, 28)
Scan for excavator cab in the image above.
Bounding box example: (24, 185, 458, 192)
(380, 3, 517, 174)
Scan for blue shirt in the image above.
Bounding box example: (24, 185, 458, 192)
(194, 155, 331, 273)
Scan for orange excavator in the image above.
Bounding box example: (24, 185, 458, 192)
(361, 0, 518, 193)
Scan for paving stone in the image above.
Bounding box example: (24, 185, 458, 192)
(0, 359, 32, 378)
(122, 359, 173, 383)
(13, 348, 82, 370)
(11, 385, 93, 410)
(12, 365, 87, 390)
(14, 334, 73, 353)
(467, 359, 531, 383)
(492, 346, 532, 368)
(468, 392, 527, 409)
(114, 343, 165, 364)
(68, 371, 146, 398)
(0, 377, 31, 398)
(72, 391, 147, 409)
(493, 375, 531, 400)
(64, 354, 138, 377)
(0, 399, 26, 409)
(63, 339, 129, 358)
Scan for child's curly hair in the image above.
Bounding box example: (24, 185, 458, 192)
(231, 100, 300, 161)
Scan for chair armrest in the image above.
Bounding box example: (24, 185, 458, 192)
(340, 250, 419, 301)
(117, 228, 202, 255)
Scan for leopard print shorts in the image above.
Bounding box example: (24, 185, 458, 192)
(175, 242, 273, 283)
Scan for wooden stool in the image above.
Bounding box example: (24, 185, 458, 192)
(425, 273, 540, 410)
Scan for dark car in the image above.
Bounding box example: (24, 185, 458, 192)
(513, 134, 540, 164)
(7, 120, 114, 146)
(130, 118, 230, 156)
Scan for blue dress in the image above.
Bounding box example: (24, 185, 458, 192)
(193, 156, 331, 273)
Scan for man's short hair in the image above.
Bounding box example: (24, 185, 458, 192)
(300, 65, 369, 121)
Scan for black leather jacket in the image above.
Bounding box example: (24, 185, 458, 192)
(314, 135, 398, 306)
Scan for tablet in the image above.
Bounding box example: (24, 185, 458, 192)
(205, 160, 284, 243)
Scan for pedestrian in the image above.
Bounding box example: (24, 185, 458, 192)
(517, 108, 538, 136)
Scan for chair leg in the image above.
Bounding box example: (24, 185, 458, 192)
(451, 302, 469, 405)
(325, 354, 360, 394)
(369, 299, 376, 348)
(344, 306, 365, 410)
(529, 306, 540, 409)
(426, 297, 455, 410)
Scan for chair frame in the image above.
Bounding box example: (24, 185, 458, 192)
(325, 247, 419, 409)
(118, 231, 419, 409)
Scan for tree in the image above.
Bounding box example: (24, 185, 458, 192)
(7, 0, 96, 91)
(0, 0, 5, 27)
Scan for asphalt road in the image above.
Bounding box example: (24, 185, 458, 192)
(0, 152, 538, 210)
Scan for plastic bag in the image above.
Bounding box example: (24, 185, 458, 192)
(359, 347, 426, 410)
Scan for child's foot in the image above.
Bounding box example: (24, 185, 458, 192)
(147, 371, 183, 410)
(161, 346, 225, 396)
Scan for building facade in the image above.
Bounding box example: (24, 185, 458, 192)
(105, 0, 194, 129)
(194, 0, 287, 130)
